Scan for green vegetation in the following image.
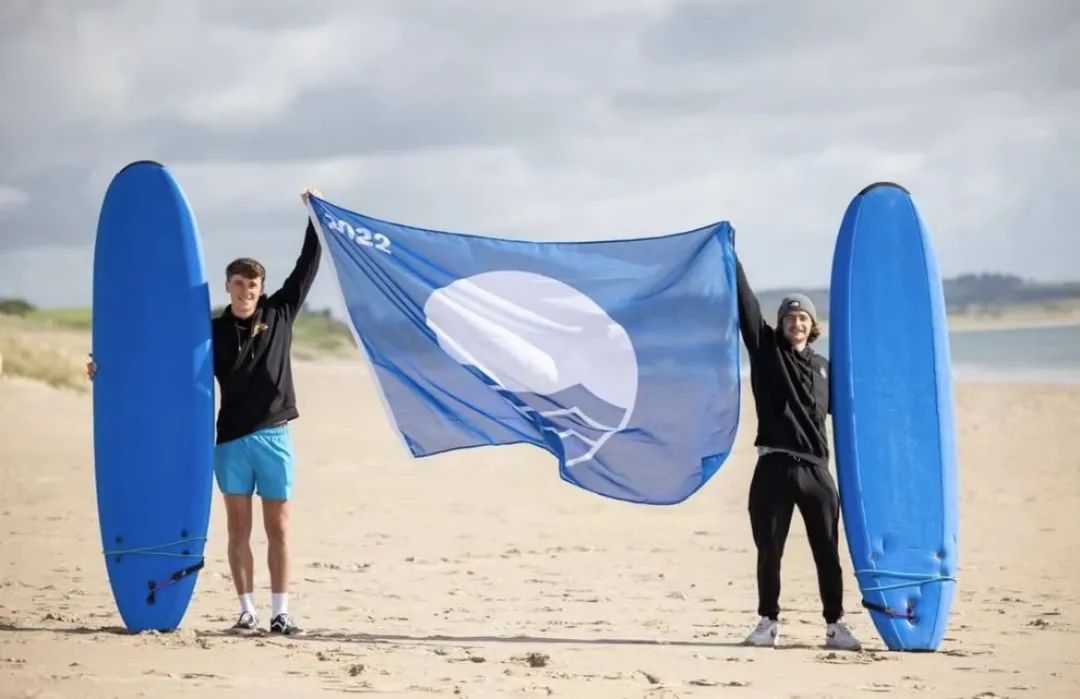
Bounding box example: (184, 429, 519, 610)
(291, 310, 356, 359)
(27, 307, 93, 330)
(0, 298, 34, 316)
(0, 300, 93, 329)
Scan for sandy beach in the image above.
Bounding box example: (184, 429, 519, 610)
(2, 357, 1078, 698)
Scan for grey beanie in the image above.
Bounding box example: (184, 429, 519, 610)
(777, 293, 817, 325)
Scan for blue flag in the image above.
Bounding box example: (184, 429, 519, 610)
(307, 196, 741, 505)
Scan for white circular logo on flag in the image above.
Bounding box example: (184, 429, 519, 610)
(424, 271, 638, 466)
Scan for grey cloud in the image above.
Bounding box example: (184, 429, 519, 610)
(0, 0, 1077, 308)
(0, 1, 638, 251)
(641, 0, 850, 65)
(198, 0, 364, 30)
(639, 0, 1080, 105)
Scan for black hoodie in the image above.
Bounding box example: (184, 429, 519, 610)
(735, 257, 831, 464)
(212, 221, 321, 444)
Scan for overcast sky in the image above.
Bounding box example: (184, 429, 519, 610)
(1, 0, 1076, 312)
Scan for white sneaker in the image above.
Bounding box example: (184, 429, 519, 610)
(825, 621, 862, 651)
(743, 616, 780, 647)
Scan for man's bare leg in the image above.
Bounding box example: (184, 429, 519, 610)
(223, 494, 255, 617)
(262, 498, 296, 632)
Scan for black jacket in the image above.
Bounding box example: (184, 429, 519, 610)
(735, 257, 830, 463)
(213, 221, 321, 444)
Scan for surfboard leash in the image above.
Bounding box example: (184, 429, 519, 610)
(101, 535, 208, 605)
(861, 599, 917, 620)
(146, 560, 205, 605)
(856, 569, 957, 621)
(103, 536, 207, 559)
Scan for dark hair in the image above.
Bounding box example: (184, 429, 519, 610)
(226, 258, 265, 281)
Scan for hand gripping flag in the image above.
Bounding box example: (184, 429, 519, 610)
(307, 196, 741, 505)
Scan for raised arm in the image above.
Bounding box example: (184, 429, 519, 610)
(269, 218, 322, 316)
(735, 255, 770, 353)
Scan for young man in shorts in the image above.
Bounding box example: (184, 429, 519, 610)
(89, 189, 322, 635)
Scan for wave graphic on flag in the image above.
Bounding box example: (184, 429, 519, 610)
(306, 195, 741, 505)
(424, 270, 637, 467)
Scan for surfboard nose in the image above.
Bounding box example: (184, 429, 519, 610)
(857, 181, 911, 196)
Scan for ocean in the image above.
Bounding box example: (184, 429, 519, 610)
(796, 324, 1080, 384)
(938, 324, 1080, 384)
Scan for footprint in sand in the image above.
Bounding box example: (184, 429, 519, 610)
(638, 670, 661, 685)
(816, 651, 889, 665)
(861, 683, 894, 693)
(511, 652, 549, 668)
(690, 679, 749, 687)
(940, 649, 971, 658)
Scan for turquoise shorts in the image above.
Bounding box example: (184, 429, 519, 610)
(214, 424, 295, 501)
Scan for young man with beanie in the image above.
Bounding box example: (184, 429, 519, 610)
(734, 254, 862, 651)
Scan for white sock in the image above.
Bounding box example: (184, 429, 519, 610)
(272, 593, 288, 618)
(239, 592, 256, 616)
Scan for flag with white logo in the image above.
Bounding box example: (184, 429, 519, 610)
(306, 196, 741, 505)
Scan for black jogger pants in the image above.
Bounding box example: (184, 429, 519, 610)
(748, 451, 844, 623)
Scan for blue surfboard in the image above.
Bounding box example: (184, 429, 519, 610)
(829, 182, 958, 651)
(92, 161, 215, 632)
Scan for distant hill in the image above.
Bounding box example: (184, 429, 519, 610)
(754, 273, 1080, 321)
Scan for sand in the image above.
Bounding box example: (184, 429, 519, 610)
(2, 359, 1078, 698)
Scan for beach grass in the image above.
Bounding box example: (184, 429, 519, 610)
(0, 307, 356, 392)
(291, 312, 357, 359)
(26, 306, 93, 330)
(0, 315, 89, 392)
